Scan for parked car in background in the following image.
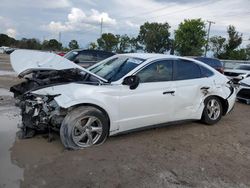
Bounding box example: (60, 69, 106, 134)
(224, 64, 250, 83)
(56, 52, 66, 57)
(64, 49, 115, 68)
(10, 50, 236, 149)
(193, 57, 224, 74)
(237, 77, 250, 104)
(5, 48, 16, 54)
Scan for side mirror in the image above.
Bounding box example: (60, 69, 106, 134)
(122, 75, 140, 90)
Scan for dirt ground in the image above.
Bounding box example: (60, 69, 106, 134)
(0, 54, 250, 188)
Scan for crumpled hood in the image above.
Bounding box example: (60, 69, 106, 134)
(10, 49, 107, 82)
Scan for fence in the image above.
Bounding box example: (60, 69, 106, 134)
(221, 60, 250, 69)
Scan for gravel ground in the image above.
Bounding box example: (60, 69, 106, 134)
(0, 54, 250, 188)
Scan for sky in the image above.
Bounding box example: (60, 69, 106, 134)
(0, 0, 250, 48)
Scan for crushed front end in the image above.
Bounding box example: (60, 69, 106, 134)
(18, 93, 67, 138)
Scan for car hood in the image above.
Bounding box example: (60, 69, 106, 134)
(10, 49, 107, 82)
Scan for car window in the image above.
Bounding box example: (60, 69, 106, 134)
(200, 65, 214, 77)
(96, 51, 114, 60)
(173, 59, 201, 80)
(89, 56, 144, 82)
(64, 51, 79, 61)
(136, 60, 173, 83)
(76, 52, 95, 62)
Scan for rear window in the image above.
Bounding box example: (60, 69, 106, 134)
(173, 59, 201, 80)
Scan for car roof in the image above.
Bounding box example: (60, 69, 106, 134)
(72, 49, 115, 54)
(119, 53, 179, 60)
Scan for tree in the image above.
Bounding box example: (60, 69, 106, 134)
(116, 34, 131, 53)
(88, 42, 98, 50)
(209, 36, 226, 57)
(97, 33, 119, 52)
(0, 34, 16, 47)
(217, 25, 243, 59)
(225, 25, 242, 52)
(137, 22, 171, 53)
(68, 40, 79, 50)
(129, 37, 141, 52)
(16, 38, 42, 49)
(174, 19, 206, 56)
(42, 39, 62, 51)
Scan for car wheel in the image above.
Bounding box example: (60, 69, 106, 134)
(60, 106, 109, 149)
(202, 96, 223, 125)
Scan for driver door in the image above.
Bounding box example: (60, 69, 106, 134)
(117, 60, 177, 132)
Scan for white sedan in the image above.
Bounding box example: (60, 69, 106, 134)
(10, 50, 236, 149)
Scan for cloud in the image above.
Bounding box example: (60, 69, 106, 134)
(6, 28, 17, 38)
(44, 7, 116, 33)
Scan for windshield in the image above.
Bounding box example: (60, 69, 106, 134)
(64, 51, 79, 61)
(235, 65, 250, 71)
(89, 56, 144, 82)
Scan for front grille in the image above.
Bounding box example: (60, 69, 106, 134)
(237, 89, 250, 99)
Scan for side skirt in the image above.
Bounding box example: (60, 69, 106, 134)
(110, 119, 198, 136)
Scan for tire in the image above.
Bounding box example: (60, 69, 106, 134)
(201, 96, 223, 125)
(60, 106, 109, 150)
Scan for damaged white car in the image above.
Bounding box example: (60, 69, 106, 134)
(10, 50, 236, 149)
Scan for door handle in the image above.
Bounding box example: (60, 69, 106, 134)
(200, 87, 210, 90)
(163, 91, 175, 95)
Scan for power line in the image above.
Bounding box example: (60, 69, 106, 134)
(117, 4, 177, 20)
(120, 0, 223, 21)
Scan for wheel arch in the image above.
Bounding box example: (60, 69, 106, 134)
(205, 95, 229, 116)
(68, 103, 111, 129)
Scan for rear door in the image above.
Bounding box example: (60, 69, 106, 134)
(172, 59, 213, 120)
(118, 59, 177, 132)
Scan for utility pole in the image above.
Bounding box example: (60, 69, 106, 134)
(100, 17, 103, 37)
(59, 32, 62, 43)
(205, 20, 215, 57)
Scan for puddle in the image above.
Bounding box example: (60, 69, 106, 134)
(0, 90, 23, 188)
(0, 70, 16, 77)
(0, 88, 13, 96)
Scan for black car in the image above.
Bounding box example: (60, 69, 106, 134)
(194, 57, 224, 74)
(64, 49, 115, 68)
